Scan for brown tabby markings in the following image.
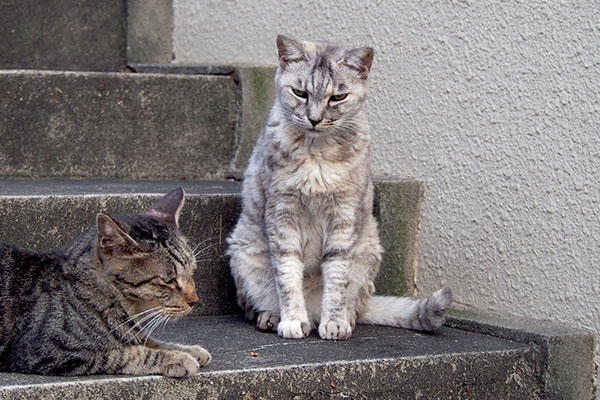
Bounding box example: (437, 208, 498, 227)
(227, 36, 452, 341)
(0, 188, 210, 377)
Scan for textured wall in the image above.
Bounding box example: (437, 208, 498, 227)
(173, 0, 600, 368)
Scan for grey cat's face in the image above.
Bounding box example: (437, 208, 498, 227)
(275, 35, 373, 136)
(96, 189, 199, 319)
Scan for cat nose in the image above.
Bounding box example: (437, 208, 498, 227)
(308, 118, 321, 127)
(185, 290, 199, 307)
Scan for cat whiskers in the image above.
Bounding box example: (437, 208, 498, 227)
(139, 312, 171, 346)
(278, 108, 305, 127)
(119, 308, 165, 343)
(110, 306, 161, 334)
(193, 236, 219, 262)
(192, 236, 217, 254)
(194, 242, 218, 258)
(332, 124, 361, 141)
(124, 307, 184, 345)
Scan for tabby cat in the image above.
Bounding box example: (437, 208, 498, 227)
(0, 188, 210, 377)
(227, 35, 452, 340)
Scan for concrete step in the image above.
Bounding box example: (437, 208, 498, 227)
(0, 178, 423, 315)
(0, 179, 243, 316)
(0, 0, 127, 71)
(0, 183, 594, 398)
(446, 307, 596, 400)
(0, 315, 543, 399)
(0, 70, 239, 180)
(0, 65, 276, 180)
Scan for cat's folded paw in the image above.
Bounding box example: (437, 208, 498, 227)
(256, 311, 280, 332)
(277, 319, 311, 339)
(318, 319, 353, 340)
(179, 345, 211, 367)
(161, 351, 199, 378)
(421, 287, 453, 332)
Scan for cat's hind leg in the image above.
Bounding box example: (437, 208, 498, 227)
(227, 230, 281, 333)
(256, 310, 280, 332)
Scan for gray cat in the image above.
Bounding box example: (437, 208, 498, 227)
(0, 188, 210, 377)
(227, 35, 452, 340)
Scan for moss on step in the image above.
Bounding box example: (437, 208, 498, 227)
(229, 66, 278, 178)
(374, 180, 423, 297)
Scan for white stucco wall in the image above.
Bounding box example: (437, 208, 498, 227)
(173, 0, 600, 374)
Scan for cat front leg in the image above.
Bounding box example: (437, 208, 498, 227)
(272, 251, 312, 339)
(266, 196, 312, 339)
(318, 205, 366, 340)
(92, 345, 200, 377)
(145, 337, 211, 367)
(319, 256, 354, 340)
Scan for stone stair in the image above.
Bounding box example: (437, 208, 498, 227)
(0, 1, 595, 399)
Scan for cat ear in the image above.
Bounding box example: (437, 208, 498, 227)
(96, 213, 141, 256)
(277, 35, 307, 67)
(341, 47, 374, 79)
(146, 188, 185, 228)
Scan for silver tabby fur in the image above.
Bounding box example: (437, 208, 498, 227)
(227, 35, 452, 340)
(0, 189, 210, 376)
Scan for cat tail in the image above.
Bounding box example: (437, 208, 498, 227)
(357, 288, 452, 332)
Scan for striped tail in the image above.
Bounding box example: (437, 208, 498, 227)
(357, 288, 452, 332)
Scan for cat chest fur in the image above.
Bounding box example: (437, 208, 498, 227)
(273, 175, 363, 271)
(291, 153, 346, 194)
(271, 142, 365, 196)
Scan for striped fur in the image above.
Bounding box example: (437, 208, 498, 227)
(227, 36, 452, 340)
(0, 189, 210, 376)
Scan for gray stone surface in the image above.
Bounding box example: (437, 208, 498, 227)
(0, 179, 243, 316)
(0, 183, 589, 399)
(127, 0, 174, 64)
(133, 64, 236, 76)
(0, 179, 422, 311)
(132, 64, 278, 178)
(447, 307, 597, 400)
(229, 66, 278, 178)
(0, 315, 541, 399)
(374, 180, 423, 296)
(0, 70, 238, 179)
(0, 0, 126, 71)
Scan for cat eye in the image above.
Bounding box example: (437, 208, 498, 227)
(163, 277, 179, 288)
(329, 93, 348, 102)
(291, 87, 308, 99)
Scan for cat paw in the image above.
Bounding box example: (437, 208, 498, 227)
(277, 319, 311, 339)
(161, 351, 199, 378)
(318, 319, 353, 340)
(179, 345, 211, 367)
(420, 287, 453, 332)
(257, 311, 280, 332)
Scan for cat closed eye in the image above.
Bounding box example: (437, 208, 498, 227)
(330, 93, 348, 102)
(291, 87, 308, 98)
(162, 278, 178, 288)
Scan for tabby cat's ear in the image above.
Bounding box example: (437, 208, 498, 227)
(146, 188, 185, 228)
(341, 47, 374, 79)
(96, 213, 142, 256)
(277, 35, 306, 68)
